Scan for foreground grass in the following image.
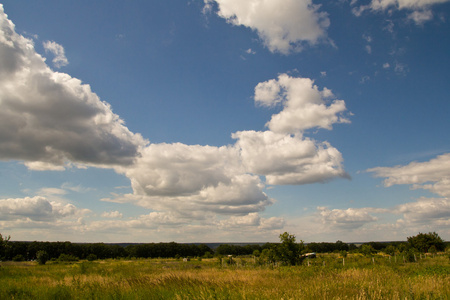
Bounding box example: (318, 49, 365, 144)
(0, 255, 449, 299)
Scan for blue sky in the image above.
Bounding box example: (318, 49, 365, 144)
(0, 0, 449, 243)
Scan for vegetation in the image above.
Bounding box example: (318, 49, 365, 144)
(0, 231, 449, 298)
(0, 233, 10, 260)
(407, 232, 446, 253)
(36, 250, 49, 265)
(0, 253, 448, 299)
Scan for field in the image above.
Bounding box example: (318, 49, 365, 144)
(0, 253, 449, 299)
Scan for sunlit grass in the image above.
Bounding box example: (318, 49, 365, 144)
(0, 254, 449, 299)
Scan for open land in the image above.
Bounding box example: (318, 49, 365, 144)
(1, 253, 449, 299)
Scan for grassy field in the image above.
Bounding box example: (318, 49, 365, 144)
(0, 253, 449, 299)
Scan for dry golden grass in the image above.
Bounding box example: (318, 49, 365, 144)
(0, 255, 449, 299)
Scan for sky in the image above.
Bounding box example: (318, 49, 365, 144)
(0, 0, 449, 243)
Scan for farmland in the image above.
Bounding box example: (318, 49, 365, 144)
(1, 253, 449, 299)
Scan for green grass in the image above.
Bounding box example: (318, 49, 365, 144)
(0, 254, 449, 299)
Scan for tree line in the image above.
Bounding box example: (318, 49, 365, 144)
(0, 236, 214, 262)
(1, 232, 447, 265)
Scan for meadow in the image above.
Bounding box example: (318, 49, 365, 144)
(0, 253, 449, 299)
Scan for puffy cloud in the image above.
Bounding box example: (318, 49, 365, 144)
(43, 40, 68, 68)
(120, 143, 242, 197)
(111, 143, 273, 216)
(204, 0, 330, 54)
(318, 207, 379, 229)
(0, 6, 146, 170)
(0, 196, 86, 222)
(368, 153, 450, 197)
(394, 197, 450, 225)
(254, 74, 350, 134)
(233, 130, 348, 185)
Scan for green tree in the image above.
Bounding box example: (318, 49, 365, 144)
(0, 233, 10, 260)
(276, 232, 304, 266)
(36, 250, 49, 265)
(407, 232, 445, 253)
(359, 244, 376, 256)
(261, 248, 276, 264)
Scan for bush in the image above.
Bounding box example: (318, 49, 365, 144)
(58, 254, 79, 262)
(86, 254, 97, 261)
(12, 254, 25, 262)
(407, 232, 445, 253)
(36, 251, 49, 265)
(404, 249, 416, 263)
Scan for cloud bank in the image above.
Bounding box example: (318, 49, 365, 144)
(0, 6, 146, 170)
(0, 4, 349, 235)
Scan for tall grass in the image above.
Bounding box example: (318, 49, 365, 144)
(0, 254, 448, 299)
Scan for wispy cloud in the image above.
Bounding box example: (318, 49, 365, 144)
(43, 40, 69, 68)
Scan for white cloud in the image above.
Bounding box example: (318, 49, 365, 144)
(204, 0, 330, 54)
(43, 40, 68, 68)
(254, 74, 350, 134)
(0, 196, 87, 222)
(318, 206, 379, 230)
(0, 7, 146, 170)
(233, 130, 349, 185)
(394, 197, 450, 225)
(368, 153, 450, 197)
(111, 143, 273, 216)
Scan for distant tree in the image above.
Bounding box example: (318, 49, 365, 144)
(359, 244, 376, 256)
(58, 253, 79, 262)
(407, 232, 445, 253)
(261, 248, 276, 264)
(276, 232, 304, 266)
(384, 245, 397, 256)
(0, 233, 10, 260)
(36, 250, 49, 265)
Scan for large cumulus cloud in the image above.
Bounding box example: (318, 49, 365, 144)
(233, 130, 348, 185)
(0, 6, 146, 170)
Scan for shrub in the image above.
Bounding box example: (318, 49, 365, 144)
(58, 253, 79, 262)
(12, 254, 25, 262)
(36, 251, 49, 265)
(407, 232, 445, 253)
(86, 254, 97, 261)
